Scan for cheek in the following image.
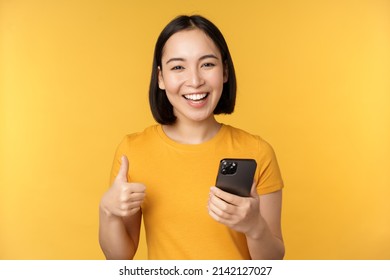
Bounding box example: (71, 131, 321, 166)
(207, 71, 225, 90)
(162, 74, 185, 93)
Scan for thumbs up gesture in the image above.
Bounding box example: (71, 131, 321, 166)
(100, 155, 146, 217)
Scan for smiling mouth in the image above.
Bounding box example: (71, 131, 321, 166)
(183, 93, 209, 101)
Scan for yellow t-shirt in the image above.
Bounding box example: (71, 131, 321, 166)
(110, 124, 284, 259)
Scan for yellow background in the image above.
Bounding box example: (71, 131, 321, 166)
(1, 0, 389, 259)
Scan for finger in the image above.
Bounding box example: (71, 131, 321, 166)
(115, 155, 129, 183)
(120, 192, 146, 203)
(120, 200, 143, 212)
(118, 207, 141, 217)
(209, 192, 236, 215)
(250, 181, 258, 198)
(208, 198, 234, 219)
(211, 186, 243, 206)
(208, 205, 233, 226)
(208, 206, 223, 223)
(121, 182, 146, 194)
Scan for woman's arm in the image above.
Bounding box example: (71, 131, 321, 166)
(99, 155, 146, 259)
(99, 208, 142, 259)
(208, 186, 284, 259)
(245, 190, 284, 259)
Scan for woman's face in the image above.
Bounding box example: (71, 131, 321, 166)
(158, 28, 227, 124)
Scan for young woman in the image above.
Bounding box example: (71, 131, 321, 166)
(99, 15, 285, 260)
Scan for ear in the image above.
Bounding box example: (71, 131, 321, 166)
(223, 61, 229, 83)
(158, 66, 166, 90)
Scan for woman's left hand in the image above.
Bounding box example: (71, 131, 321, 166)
(207, 182, 261, 235)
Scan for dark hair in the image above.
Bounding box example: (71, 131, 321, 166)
(149, 15, 237, 125)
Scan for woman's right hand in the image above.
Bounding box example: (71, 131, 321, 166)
(100, 155, 146, 218)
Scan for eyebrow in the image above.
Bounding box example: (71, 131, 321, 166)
(165, 54, 219, 64)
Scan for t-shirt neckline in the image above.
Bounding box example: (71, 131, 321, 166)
(155, 123, 228, 151)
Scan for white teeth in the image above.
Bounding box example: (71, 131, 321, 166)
(184, 93, 208, 101)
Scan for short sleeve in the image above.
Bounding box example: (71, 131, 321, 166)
(256, 139, 284, 195)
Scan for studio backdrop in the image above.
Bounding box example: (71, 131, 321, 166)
(1, 0, 389, 259)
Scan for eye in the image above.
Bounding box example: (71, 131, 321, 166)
(171, 65, 184, 71)
(202, 62, 215, 68)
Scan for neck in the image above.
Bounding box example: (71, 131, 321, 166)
(162, 117, 222, 144)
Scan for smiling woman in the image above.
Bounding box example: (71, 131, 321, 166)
(157, 29, 226, 132)
(98, 15, 285, 260)
(2, 0, 389, 261)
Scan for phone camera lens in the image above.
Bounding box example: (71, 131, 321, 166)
(220, 160, 238, 175)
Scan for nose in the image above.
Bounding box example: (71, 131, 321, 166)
(186, 68, 204, 88)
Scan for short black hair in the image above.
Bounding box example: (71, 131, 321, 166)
(149, 15, 237, 125)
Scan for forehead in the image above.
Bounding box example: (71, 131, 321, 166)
(161, 29, 221, 60)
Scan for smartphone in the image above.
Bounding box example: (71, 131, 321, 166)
(215, 158, 257, 197)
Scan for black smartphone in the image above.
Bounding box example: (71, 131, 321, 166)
(215, 158, 257, 197)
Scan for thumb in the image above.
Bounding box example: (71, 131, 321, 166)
(116, 155, 129, 182)
(250, 181, 258, 198)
